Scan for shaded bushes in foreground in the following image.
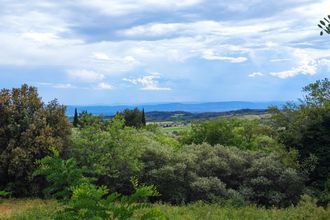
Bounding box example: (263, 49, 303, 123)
(140, 143, 304, 207)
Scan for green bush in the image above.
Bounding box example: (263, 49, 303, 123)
(0, 190, 10, 198)
(69, 115, 179, 195)
(57, 178, 163, 220)
(33, 148, 91, 200)
(180, 118, 281, 152)
(0, 190, 11, 204)
(140, 143, 304, 207)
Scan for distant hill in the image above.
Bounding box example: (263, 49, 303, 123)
(66, 101, 284, 116)
(145, 109, 268, 122)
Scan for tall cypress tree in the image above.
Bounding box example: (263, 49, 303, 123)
(141, 108, 146, 126)
(73, 108, 79, 127)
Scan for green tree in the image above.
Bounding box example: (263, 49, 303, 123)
(120, 108, 145, 128)
(69, 115, 150, 194)
(303, 78, 330, 106)
(142, 108, 146, 126)
(0, 84, 72, 196)
(269, 78, 330, 200)
(180, 117, 279, 151)
(77, 111, 103, 129)
(73, 108, 79, 127)
(318, 15, 330, 36)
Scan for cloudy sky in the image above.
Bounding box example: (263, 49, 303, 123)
(0, 0, 329, 105)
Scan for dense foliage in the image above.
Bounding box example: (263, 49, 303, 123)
(180, 118, 279, 151)
(118, 107, 146, 128)
(1, 79, 330, 219)
(140, 143, 303, 207)
(269, 78, 330, 204)
(34, 151, 162, 220)
(33, 148, 91, 200)
(0, 84, 71, 197)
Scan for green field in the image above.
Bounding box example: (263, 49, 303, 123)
(161, 125, 190, 133)
(1, 199, 329, 220)
(157, 113, 270, 135)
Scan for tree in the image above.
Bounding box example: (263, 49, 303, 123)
(269, 78, 330, 197)
(180, 117, 278, 151)
(318, 15, 330, 36)
(0, 84, 72, 196)
(120, 108, 145, 128)
(142, 108, 146, 126)
(303, 78, 330, 106)
(77, 111, 103, 129)
(73, 108, 79, 127)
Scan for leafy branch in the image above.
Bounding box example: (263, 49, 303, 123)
(318, 15, 330, 35)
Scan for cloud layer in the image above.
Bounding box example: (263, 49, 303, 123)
(0, 0, 329, 104)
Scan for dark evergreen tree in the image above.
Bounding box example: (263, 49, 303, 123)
(142, 108, 146, 126)
(73, 108, 79, 127)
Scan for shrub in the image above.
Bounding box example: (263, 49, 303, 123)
(57, 178, 163, 220)
(190, 177, 229, 202)
(33, 148, 91, 200)
(0, 190, 10, 198)
(140, 143, 304, 207)
(180, 118, 280, 151)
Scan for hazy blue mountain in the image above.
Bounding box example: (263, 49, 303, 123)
(66, 101, 285, 116)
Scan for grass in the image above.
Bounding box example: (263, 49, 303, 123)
(152, 202, 330, 220)
(1, 199, 329, 220)
(0, 199, 60, 220)
(161, 125, 189, 133)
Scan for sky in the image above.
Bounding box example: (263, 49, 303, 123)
(0, 0, 329, 105)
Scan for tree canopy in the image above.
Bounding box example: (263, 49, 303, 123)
(0, 84, 72, 196)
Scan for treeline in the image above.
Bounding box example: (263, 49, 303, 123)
(0, 79, 329, 210)
(144, 109, 267, 122)
(73, 107, 146, 128)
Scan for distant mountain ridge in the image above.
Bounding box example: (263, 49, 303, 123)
(66, 101, 284, 116)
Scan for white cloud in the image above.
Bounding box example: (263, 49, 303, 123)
(68, 70, 105, 82)
(202, 49, 247, 63)
(0, 0, 329, 84)
(38, 82, 75, 89)
(123, 73, 171, 91)
(78, 0, 203, 16)
(248, 72, 264, 77)
(270, 63, 317, 79)
(93, 52, 111, 61)
(269, 48, 330, 79)
(118, 20, 281, 38)
(270, 58, 290, 62)
(96, 82, 113, 90)
(22, 32, 60, 43)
